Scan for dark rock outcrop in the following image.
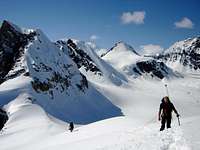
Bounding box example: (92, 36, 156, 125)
(0, 20, 35, 84)
(134, 59, 171, 79)
(57, 39, 102, 75)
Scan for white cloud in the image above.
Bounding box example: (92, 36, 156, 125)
(90, 35, 99, 41)
(121, 11, 145, 25)
(175, 17, 194, 29)
(140, 44, 164, 55)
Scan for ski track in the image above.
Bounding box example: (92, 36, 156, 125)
(0, 115, 191, 150)
(80, 124, 191, 150)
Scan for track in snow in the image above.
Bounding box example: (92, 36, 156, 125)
(92, 125, 191, 150)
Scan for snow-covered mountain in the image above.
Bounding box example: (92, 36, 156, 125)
(161, 37, 200, 73)
(0, 20, 122, 124)
(103, 41, 178, 79)
(0, 20, 200, 150)
(56, 39, 128, 85)
(103, 41, 141, 69)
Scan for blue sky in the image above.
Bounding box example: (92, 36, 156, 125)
(0, 0, 199, 52)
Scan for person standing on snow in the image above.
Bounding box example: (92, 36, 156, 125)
(158, 96, 180, 131)
(69, 122, 74, 132)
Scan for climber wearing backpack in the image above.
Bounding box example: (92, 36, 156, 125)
(158, 96, 180, 131)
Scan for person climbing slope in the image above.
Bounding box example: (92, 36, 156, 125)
(158, 96, 180, 131)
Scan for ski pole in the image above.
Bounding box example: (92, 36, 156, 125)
(164, 84, 169, 97)
(177, 116, 181, 126)
(164, 83, 181, 126)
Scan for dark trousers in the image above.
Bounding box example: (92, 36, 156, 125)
(160, 115, 171, 131)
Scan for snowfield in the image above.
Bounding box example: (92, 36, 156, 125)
(0, 97, 195, 150)
(0, 75, 200, 150)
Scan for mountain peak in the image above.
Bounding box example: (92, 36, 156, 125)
(109, 41, 139, 56)
(164, 36, 200, 54)
(1, 20, 22, 33)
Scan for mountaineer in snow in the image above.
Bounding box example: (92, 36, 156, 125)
(69, 122, 74, 132)
(158, 96, 180, 131)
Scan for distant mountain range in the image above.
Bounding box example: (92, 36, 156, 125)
(0, 20, 200, 124)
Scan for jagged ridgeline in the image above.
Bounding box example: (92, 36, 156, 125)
(0, 20, 88, 93)
(0, 20, 122, 124)
(56, 39, 102, 75)
(160, 37, 200, 71)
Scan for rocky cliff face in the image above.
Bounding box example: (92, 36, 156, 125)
(56, 39, 102, 76)
(0, 21, 35, 83)
(134, 59, 175, 79)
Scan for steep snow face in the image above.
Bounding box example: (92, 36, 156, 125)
(162, 37, 200, 72)
(103, 42, 177, 79)
(0, 21, 122, 124)
(26, 30, 88, 95)
(56, 39, 128, 85)
(75, 40, 108, 57)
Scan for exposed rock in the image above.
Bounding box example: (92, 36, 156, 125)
(0, 20, 35, 84)
(134, 59, 172, 79)
(161, 37, 200, 71)
(57, 39, 102, 75)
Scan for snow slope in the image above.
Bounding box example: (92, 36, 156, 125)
(1, 87, 196, 150)
(0, 103, 197, 150)
(103, 41, 141, 70)
(73, 40, 108, 57)
(1, 73, 200, 150)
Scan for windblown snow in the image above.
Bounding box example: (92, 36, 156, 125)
(0, 21, 200, 150)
